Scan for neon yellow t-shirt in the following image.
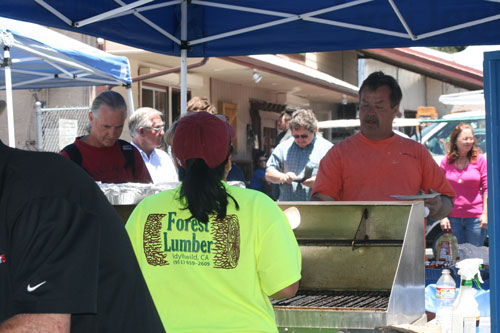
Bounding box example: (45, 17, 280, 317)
(126, 184, 301, 332)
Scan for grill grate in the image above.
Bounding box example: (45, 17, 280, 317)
(272, 290, 390, 310)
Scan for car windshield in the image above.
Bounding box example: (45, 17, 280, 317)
(422, 118, 486, 156)
(412, 122, 441, 142)
(420, 122, 440, 138)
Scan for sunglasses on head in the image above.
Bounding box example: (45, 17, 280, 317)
(293, 134, 309, 139)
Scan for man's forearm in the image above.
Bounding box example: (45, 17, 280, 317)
(0, 314, 70, 333)
(310, 192, 336, 201)
(265, 169, 285, 184)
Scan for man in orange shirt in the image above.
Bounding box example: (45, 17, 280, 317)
(311, 71, 455, 221)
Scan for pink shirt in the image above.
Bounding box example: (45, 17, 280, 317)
(440, 154, 487, 218)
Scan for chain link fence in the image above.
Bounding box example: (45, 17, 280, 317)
(36, 103, 90, 152)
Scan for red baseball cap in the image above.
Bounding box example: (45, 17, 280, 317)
(173, 112, 231, 169)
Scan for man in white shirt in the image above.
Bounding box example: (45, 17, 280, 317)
(129, 107, 178, 183)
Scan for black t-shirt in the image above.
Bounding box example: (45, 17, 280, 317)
(276, 130, 287, 145)
(0, 142, 164, 332)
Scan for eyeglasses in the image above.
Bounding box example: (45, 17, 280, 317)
(258, 159, 267, 163)
(293, 134, 309, 139)
(150, 125, 165, 132)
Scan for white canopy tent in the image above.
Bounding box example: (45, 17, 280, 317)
(438, 90, 485, 106)
(318, 117, 420, 129)
(0, 17, 133, 148)
(439, 90, 485, 113)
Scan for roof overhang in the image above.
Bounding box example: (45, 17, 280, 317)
(108, 41, 359, 104)
(358, 48, 483, 90)
(223, 55, 359, 99)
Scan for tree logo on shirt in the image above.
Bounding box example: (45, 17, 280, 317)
(142, 212, 240, 269)
(211, 214, 240, 269)
(144, 214, 169, 266)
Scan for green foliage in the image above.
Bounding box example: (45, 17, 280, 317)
(430, 46, 466, 54)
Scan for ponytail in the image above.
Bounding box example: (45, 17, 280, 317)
(178, 158, 239, 223)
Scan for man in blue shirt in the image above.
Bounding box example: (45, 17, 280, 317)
(266, 109, 332, 201)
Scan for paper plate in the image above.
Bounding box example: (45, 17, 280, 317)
(283, 207, 301, 230)
(391, 193, 440, 200)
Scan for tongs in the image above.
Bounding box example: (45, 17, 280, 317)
(352, 208, 369, 251)
(293, 162, 314, 183)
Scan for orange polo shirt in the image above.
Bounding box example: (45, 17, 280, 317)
(312, 133, 456, 201)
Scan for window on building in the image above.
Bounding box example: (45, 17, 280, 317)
(142, 84, 168, 118)
(259, 110, 280, 156)
(142, 84, 192, 125)
(171, 88, 191, 122)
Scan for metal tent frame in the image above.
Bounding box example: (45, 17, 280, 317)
(2, 1, 500, 329)
(3, 1, 500, 115)
(0, 17, 133, 147)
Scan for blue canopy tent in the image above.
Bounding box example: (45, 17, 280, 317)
(1, 0, 500, 330)
(484, 51, 500, 333)
(0, 17, 133, 148)
(1, 1, 500, 113)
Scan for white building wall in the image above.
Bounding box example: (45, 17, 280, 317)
(362, 59, 398, 82)
(210, 78, 279, 161)
(397, 69, 425, 114)
(426, 77, 468, 117)
(0, 90, 39, 149)
(426, 78, 445, 116)
(0, 86, 91, 149)
(314, 51, 358, 86)
(310, 101, 336, 122)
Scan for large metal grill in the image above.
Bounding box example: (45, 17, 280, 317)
(274, 201, 426, 332)
(272, 290, 390, 310)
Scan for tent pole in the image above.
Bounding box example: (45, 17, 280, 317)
(181, 51, 187, 116)
(126, 85, 134, 114)
(3, 46, 15, 148)
(180, 0, 187, 116)
(35, 101, 43, 151)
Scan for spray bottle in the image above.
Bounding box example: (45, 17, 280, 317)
(451, 259, 483, 333)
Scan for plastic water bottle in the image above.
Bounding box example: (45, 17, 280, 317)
(436, 269, 456, 333)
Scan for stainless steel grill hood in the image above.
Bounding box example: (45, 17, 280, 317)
(274, 201, 426, 332)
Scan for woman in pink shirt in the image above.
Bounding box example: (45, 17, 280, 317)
(440, 123, 488, 246)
